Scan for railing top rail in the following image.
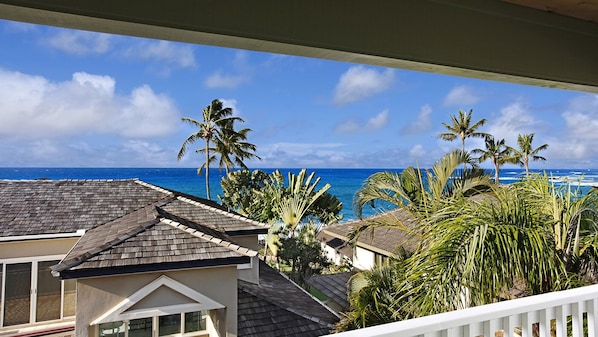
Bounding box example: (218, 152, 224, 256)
(326, 283, 598, 337)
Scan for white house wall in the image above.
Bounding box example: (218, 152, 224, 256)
(76, 266, 238, 337)
(352, 247, 375, 271)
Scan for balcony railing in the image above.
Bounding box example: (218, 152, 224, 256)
(326, 284, 598, 337)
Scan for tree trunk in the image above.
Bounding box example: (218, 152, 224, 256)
(205, 138, 211, 200)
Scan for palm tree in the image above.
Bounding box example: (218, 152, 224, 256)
(353, 150, 491, 219)
(177, 99, 241, 200)
(471, 135, 514, 183)
(511, 133, 548, 177)
(215, 119, 261, 175)
(437, 109, 488, 171)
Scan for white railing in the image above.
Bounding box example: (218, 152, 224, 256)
(327, 284, 598, 337)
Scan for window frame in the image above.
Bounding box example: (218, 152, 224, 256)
(0, 254, 74, 327)
(98, 311, 208, 337)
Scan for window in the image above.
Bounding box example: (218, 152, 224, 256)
(99, 312, 207, 337)
(0, 257, 75, 327)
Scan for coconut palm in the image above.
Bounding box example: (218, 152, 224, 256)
(471, 135, 515, 183)
(353, 150, 490, 219)
(511, 133, 548, 177)
(177, 99, 241, 199)
(437, 109, 488, 171)
(215, 119, 260, 175)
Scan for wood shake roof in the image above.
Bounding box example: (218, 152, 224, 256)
(0, 179, 171, 236)
(238, 260, 339, 337)
(322, 208, 419, 255)
(1, 179, 340, 335)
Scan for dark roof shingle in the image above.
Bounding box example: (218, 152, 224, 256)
(238, 261, 339, 337)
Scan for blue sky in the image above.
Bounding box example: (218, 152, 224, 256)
(1, 19, 597, 169)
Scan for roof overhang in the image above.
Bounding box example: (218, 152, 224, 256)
(54, 256, 250, 280)
(0, 0, 596, 93)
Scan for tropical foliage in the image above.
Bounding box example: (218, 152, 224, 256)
(220, 169, 343, 226)
(178, 99, 259, 199)
(276, 222, 331, 287)
(337, 170, 598, 331)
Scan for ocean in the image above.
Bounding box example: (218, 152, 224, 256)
(1, 167, 597, 221)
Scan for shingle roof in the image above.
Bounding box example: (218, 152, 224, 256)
(0, 179, 171, 237)
(238, 261, 339, 337)
(322, 208, 419, 255)
(306, 272, 355, 311)
(52, 202, 257, 278)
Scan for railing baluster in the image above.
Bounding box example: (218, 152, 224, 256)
(588, 299, 598, 337)
(556, 304, 566, 337)
(571, 301, 582, 337)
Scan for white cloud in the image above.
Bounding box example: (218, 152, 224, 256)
(443, 85, 480, 107)
(123, 40, 196, 68)
(409, 144, 426, 158)
(486, 100, 541, 145)
(335, 119, 360, 133)
(205, 72, 248, 89)
(0, 68, 180, 139)
(335, 109, 389, 134)
(46, 30, 111, 55)
(544, 94, 598, 165)
(204, 51, 252, 89)
(365, 109, 389, 130)
(402, 104, 432, 135)
(333, 66, 394, 105)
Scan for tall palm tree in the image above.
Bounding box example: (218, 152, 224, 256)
(177, 99, 241, 200)
(438, 109, 488, 169)
(215, 119, 260, 175)
(472, 135, 514, 183)
(511, 133, 548, 177)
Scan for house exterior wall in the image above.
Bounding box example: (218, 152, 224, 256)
(231, 235, 260, 252)
(76, 266, 238, 337)
(0, 237, 80, 259)
(352, 246, 375, 270)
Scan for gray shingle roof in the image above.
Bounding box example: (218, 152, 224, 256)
(238, 261, 339, 337)
(322, 208, 419, 255)
(306, 272, 355, 311)
(0, 179, 171, 237)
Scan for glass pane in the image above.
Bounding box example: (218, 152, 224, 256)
(4, 263, 32, 326)
(184, 311, 206, 333)
(99, 321, 125, 337)
(36, 260, 61, 322)
(63, 279, 76, 317)
(129, 317, 152, 337)
(159, 314, 181, 336)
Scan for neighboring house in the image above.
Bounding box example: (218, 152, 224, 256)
(0, 179, 338, 337)
(309, 209, 417, 315)
(319, 208, 418, 271)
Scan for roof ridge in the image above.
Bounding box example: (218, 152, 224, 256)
(134, 179, 176, 196)
(175, 195, 270, 229)
(160, 218, 258, 257)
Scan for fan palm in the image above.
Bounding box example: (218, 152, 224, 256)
(511, 133, 548, 177)
(471, 135, 515, 183)
(177, 99, 241, 199)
